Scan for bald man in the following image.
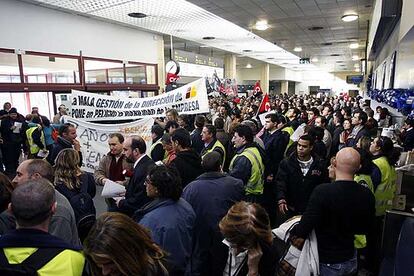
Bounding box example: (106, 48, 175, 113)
(291, 148, 375, 275)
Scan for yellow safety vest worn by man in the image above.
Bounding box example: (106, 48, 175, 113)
(0, 228, 85, 276)
(201, 139, 226, 166)
(229, 146, 264, 196)
(150, 138, 167, 162)
(26, 126, 46, 155)
(372, 156, 397, 216)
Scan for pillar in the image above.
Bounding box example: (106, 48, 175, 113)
(260, 63, 270, 93)
(281, 81, 289, 94)
(157, 37, 165, 93)
(224, 54, 237, 79)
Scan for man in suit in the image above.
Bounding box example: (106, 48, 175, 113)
(401, 118, 414, 151)
(346, 110, 370, 147)
(115, 136, 155, 216)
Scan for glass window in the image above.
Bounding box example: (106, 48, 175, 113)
(22, 54, 79, 84)
(0, 52, 20, 83)
(126, 64, 146, 84)
(146, 65, 157, 85)
(108, 68, 124, 84)
(85, 59, 123, 84)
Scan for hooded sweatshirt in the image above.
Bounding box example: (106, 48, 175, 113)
(170, 149, 203, 188)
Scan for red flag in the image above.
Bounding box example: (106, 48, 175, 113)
(253, 81, 262, 95)
(258, 93, 270, 114)
(165, 72, 179, 85)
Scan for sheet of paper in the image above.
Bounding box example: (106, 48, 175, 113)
(101, 179, 126, 198)
(13, 122, 22, 133)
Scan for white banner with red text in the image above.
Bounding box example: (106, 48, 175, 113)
(62, 116, 154, 173)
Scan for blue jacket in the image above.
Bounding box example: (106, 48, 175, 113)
(182, 172, 244, 276)
(136, 198, 195, 275)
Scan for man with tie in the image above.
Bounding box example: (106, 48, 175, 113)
(115, 136, 155, 217)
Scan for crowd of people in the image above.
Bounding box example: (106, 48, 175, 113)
(0, 92, 413, 276)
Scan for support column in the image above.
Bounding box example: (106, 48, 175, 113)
(281, 80, 289, 94)
(224, 54, 237, 79)
(260, 63, 270, 93)
(157, 37, 166, 93)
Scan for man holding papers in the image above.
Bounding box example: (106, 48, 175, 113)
(115, 136, 155, 216)
(94, 133, 132, 211)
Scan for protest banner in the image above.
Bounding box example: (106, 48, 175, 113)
(70, 78, 209, 121)
(62, 116, 154, 173)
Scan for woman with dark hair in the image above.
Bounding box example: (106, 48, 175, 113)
(54, 148, 96, 241)
(84, 212, 168, 276)
(339, 118, 352, 150)
(368, 136, 401, 273)
(369, 136, 401, 216)
(135, 165, 195, 275)
(219, 201, 280, 276)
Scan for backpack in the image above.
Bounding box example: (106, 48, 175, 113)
(59, 174, 96, 237)
(0, 247, 64, 276)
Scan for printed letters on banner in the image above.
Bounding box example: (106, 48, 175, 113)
(62, 116, 154, 173)
(70, 78, 209, 121)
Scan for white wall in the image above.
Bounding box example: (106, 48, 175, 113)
(0, 0, 161, 63)
(236, 67, 261, 83)
(371, 0, 414, 89)
(295, 71, 359, 95)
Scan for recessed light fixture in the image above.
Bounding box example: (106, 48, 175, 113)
(246, 63, 252, 69)
(267, 57, 275, 60)
(330, 54, 340, 57)
(321, 42, 333, 46)
(294, 47, 302, 52)
(255, 20, 269, 31)
(308, 26, 324, 31)
(199, 45, 209, 48)
(243, 49, 252, 52)
(128, 12, 147, 18)
(311, 57, 318, 62)
(202, 36, 215, 40)
(352, 55, 360, 61)
(342, 14, 359, 22)
(349, 43, 359, 49)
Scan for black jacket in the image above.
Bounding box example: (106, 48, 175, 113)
(276, 153, 328, 215)
(150, 137, 165, 162)
(330, 125, 343, 157)
(292, 181, 375, 264)
(118, 155, 155, 216)
(182, 172, 244, 276)
(191, 128, 204, 154)
(170, 149, 203, 188)
(402, 128, 414, 151)
(47, 137, 82, 167)
(346, 126, 370, 147)
(260, 129, 289, 177)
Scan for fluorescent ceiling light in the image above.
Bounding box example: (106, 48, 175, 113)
(255, 20, 268, 31)
(311, 57, 318, 62)
(246, 63, 252, 69)
(352, 55, 360, 61)
(349, 43, 359, 49)
(342, 14, 359, 22)
(354, 68, 360, 72)
(294, 47, 302, 52)
(199, 45, 209, 48)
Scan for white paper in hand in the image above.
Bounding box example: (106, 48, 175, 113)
(101, 180, 126, 198)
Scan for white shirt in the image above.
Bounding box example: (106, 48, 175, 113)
(133, 154, 147, 169)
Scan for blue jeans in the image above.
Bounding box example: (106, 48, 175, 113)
(320, 253, 357, 276)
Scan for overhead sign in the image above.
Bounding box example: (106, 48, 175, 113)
(70, 78, 209, 121)
(62, 116, 154, 173)
(173, 50, 224, 68)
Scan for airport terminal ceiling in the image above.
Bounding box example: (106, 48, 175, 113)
(20, 0, 373, 74)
